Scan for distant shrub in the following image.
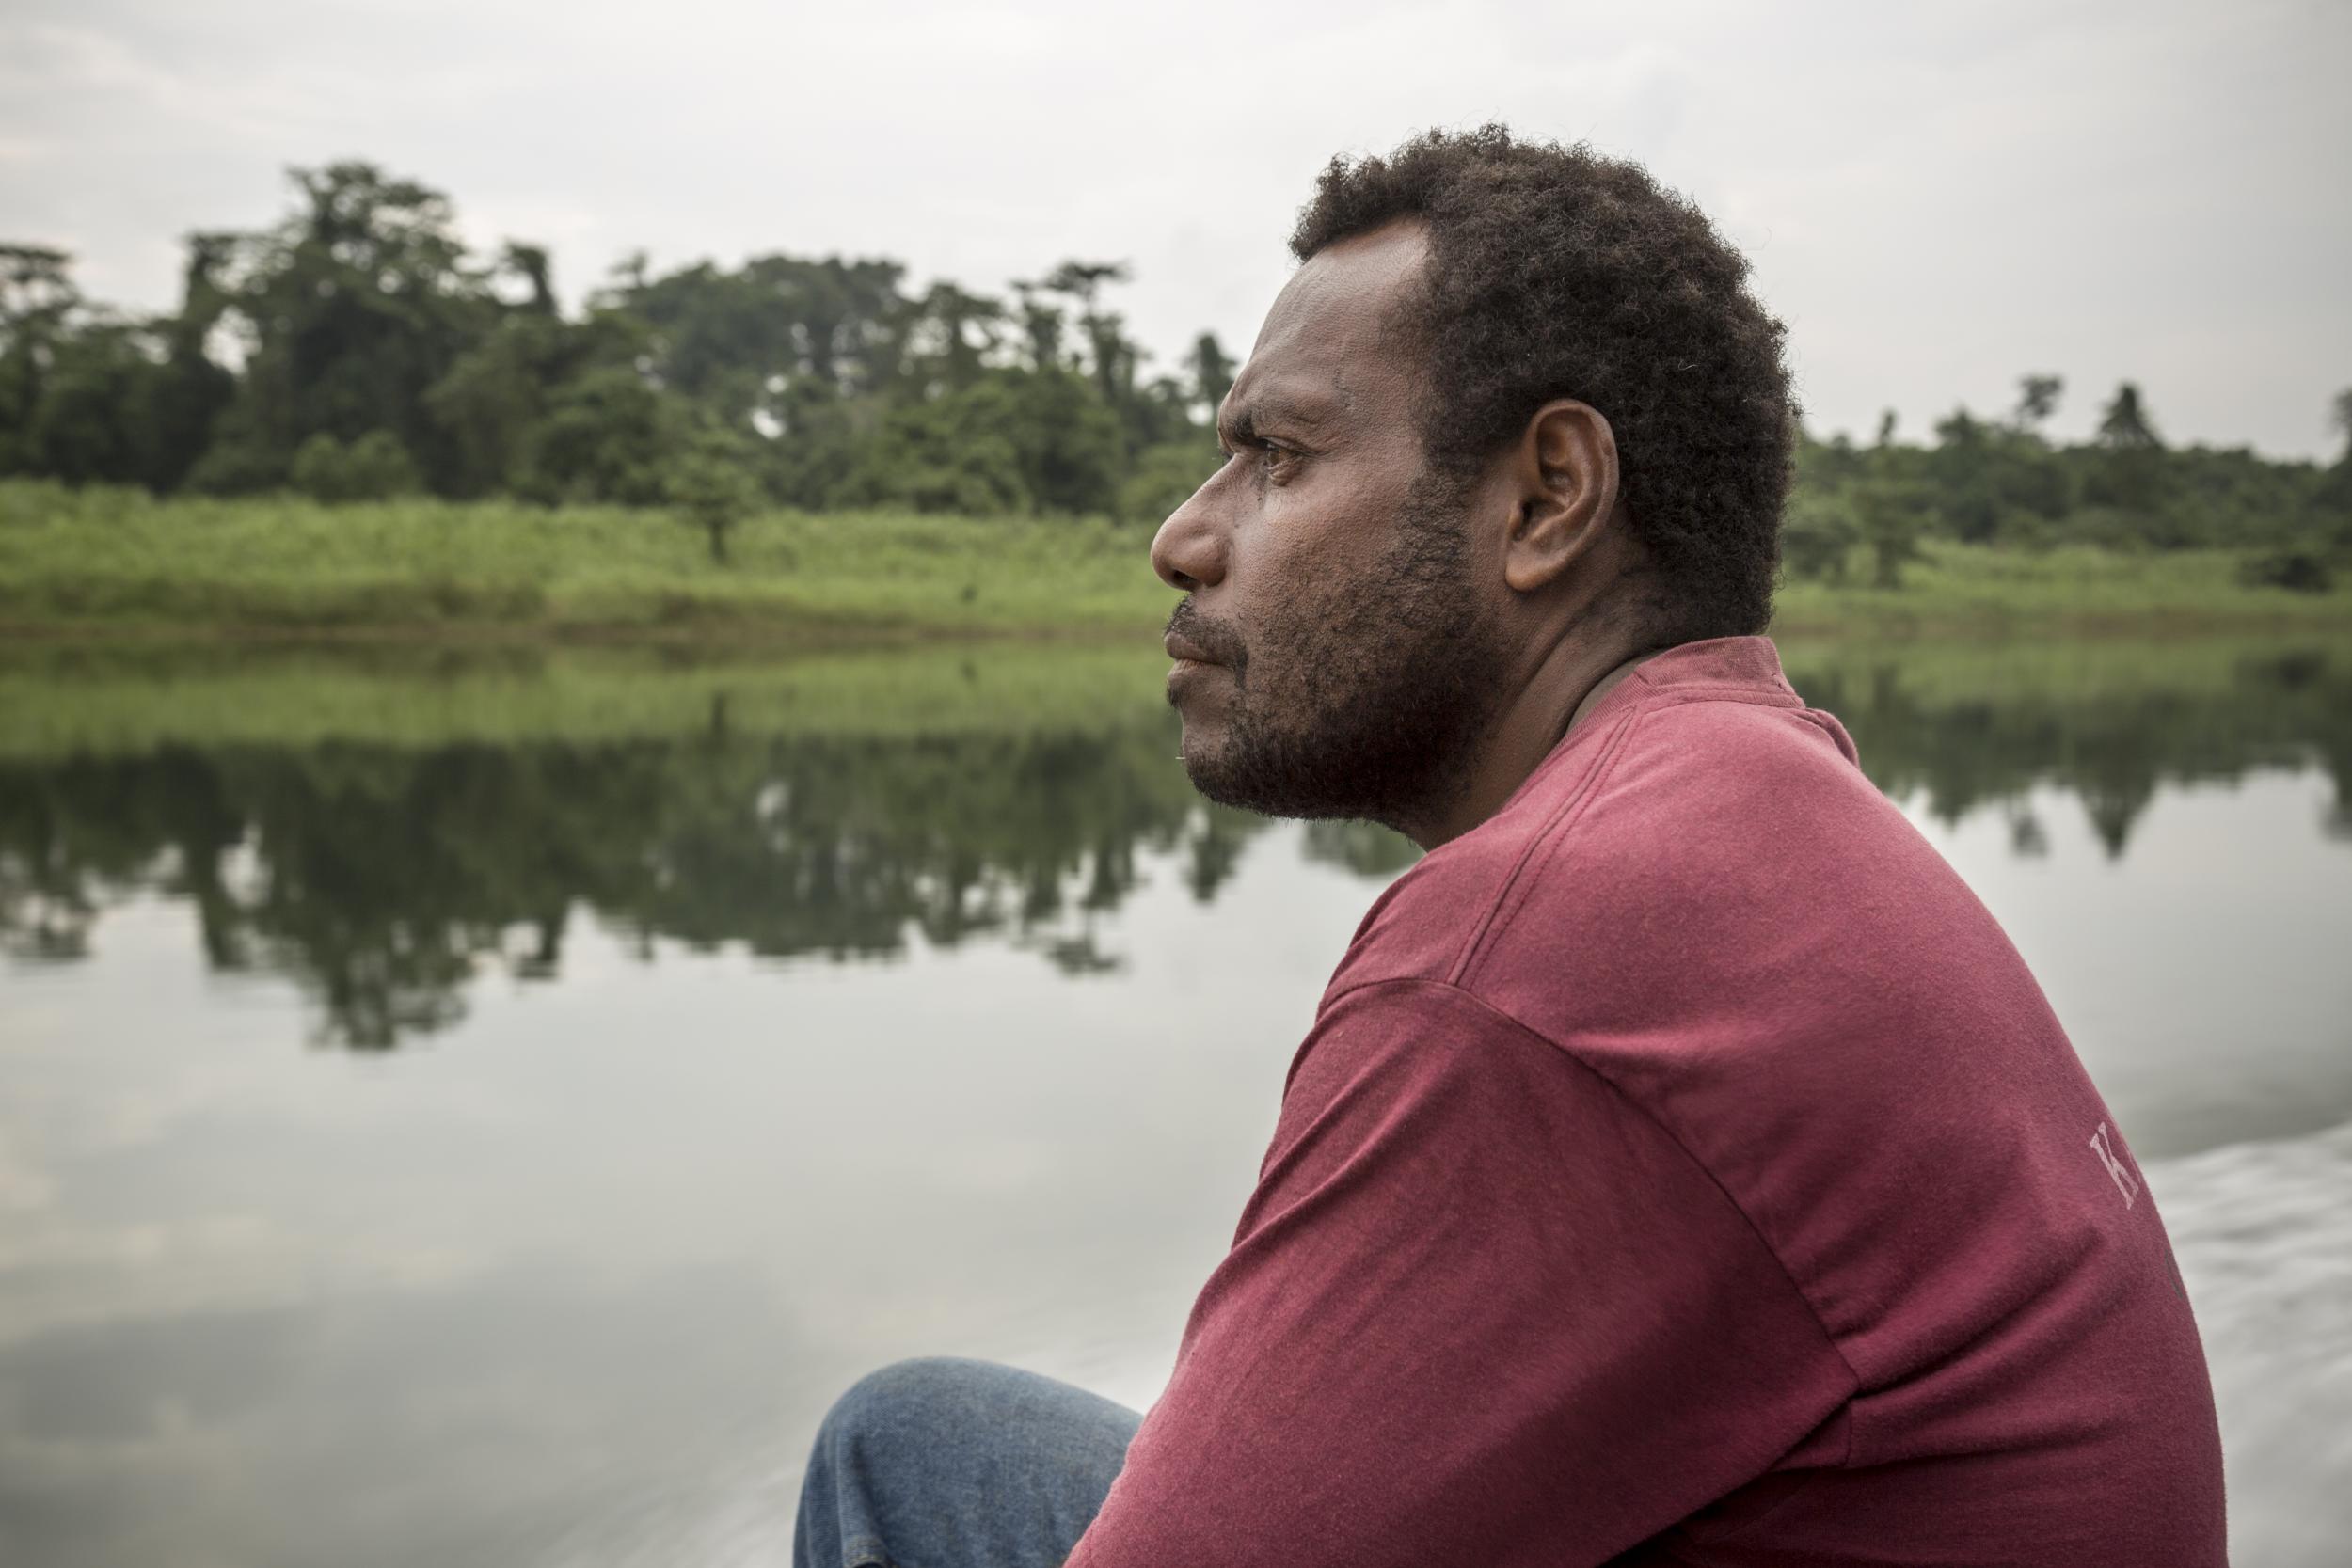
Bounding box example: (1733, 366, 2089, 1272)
(513, 366, 683, 507)
(289, 431, 423, 503)
(664, 430, 764, 564)
(2238, 549, 2334, 594)
(183, 432, 286, 496)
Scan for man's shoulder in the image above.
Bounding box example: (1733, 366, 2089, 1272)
(1314, 656, 2040, 1176)
(1323, 657, 1884, 1006)
(1319, 812, 1534, 1002)
(1468, 689, 1912, 976)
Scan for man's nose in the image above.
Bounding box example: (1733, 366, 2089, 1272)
(1150, 481, 1228, 593)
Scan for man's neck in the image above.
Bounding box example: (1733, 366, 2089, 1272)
(1404, 637, 1663, 851)
(1565, 651, 1655, 733)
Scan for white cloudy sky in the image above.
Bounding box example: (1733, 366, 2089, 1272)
(3, 0, 2346, 456)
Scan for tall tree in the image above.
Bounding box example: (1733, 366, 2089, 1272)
(1931, 408, 2001, 543)
(2090, 382, 2166, 515)
(1187, 332, 1236, 417)
(1009, 281, 1067, 372)
(2013, 374, 2063, 434)
(138, 233, 240, 490)
(0, 245, 77, 471)
(2312, 387, 2352, 521)
(1041, 261, 1137, 425)
(914, 281, 1005, 390)
(195, 162, 497, 492)
(2097, 382, 2162, 450)
(499, 244, 557, 314)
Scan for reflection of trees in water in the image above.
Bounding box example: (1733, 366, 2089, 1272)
(6, 642, 2350, 1049)
(1783, 645, 2352, 858)
(0, 720, 1267, 1048)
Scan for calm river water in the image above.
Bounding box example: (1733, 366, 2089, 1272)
(2, 636, 2347, 1566)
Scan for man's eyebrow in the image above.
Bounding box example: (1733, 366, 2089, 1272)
(1217, 388, 1338, 446)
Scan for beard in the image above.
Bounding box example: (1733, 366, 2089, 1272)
(1168, 475, 1503, 832)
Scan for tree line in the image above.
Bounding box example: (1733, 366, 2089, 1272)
(2, 160, 2348, 578)
(1789, 386, 2352, 590)
(0, 162, 1235, 546)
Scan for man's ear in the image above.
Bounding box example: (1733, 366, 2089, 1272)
(1502, 399, 1621, 594)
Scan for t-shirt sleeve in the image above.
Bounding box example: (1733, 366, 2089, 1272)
(1066, 978, 1854, 1568)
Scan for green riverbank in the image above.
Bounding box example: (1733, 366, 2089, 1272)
(2, 484, 2345, 645)
(7, 630, 2349, 766)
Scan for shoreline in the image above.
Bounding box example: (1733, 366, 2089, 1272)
(2, 600, 2344, 648)
(3, 490, 2345, 650)
(5, 624, 2346, 765)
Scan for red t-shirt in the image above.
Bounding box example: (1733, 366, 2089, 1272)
(1070, 636, 2225, 1567)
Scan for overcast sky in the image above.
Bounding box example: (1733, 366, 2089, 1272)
(3, 0, 2346, 456)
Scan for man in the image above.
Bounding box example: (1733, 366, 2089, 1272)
(794, 127, 2226, 1567)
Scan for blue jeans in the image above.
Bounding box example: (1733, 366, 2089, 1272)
(793, 1358, 1143, 1568)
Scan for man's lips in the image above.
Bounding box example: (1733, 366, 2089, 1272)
(1165, 631, 1220, 666)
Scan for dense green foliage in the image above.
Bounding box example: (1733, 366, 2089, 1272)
(4, 636, 2345, 1046)
(1786, 392, 2352, 591)
(0, 166, 1224, 544)
(5, 162, 2349, 579)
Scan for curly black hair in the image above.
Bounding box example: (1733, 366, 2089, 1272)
(1291, 125, 1795, 641)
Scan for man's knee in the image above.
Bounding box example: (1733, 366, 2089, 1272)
(798, 1357, 1139, 1568)
(801, 1359, 998, 1568)
(814, 1356, 1006, 1469)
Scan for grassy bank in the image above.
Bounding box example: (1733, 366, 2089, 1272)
(1772, 545, 2351, 635)
(0, 641, 1172, 759)
(1, 483, 2345, 643)
(0, 484, 1167, 644)
(7, 629, 2347, 765)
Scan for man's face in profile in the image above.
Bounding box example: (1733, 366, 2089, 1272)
(1151, 221, 1502, 832)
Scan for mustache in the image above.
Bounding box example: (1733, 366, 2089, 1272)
(1165, 598, 1249, 678)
